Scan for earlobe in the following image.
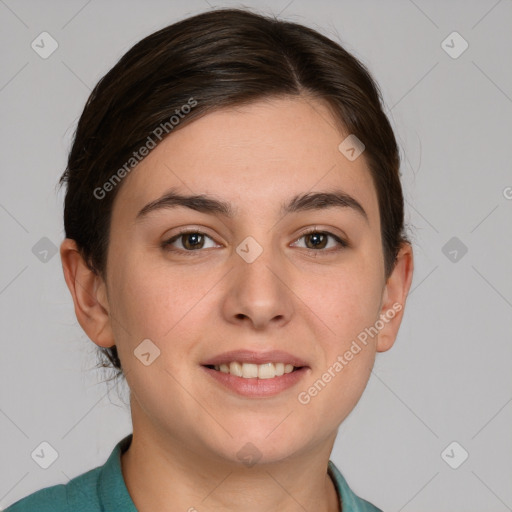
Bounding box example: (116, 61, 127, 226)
(59, 238, 115, 348)
(376, 243, 414, 353)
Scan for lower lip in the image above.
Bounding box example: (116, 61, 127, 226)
(201, 366, 309, 398)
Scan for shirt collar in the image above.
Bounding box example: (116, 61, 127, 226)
(98, 434, 377, 512)
(98, 433, 137, 512)
(328, 460, 381, 511)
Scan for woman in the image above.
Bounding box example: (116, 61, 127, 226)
(6, 7, 413, 512)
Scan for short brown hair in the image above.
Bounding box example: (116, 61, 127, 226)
(58, 8, 410, 379)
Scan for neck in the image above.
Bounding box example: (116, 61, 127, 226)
(121, 405, 340, 512)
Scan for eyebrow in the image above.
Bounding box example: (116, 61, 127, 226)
(135, 187, 368, 223)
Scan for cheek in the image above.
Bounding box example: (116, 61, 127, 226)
(320, 264, 383, 344)
(107, 252, 208, 344)
(318, 353, 375, 430)
(300, 281, 379, 425)
(298, 256, 381, 417)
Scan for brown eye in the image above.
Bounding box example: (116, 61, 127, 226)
(291, 230, 347, 252)
(304, 232, 328, 249)
(162, 231, 219, 253)
(180, 233, 205, 250)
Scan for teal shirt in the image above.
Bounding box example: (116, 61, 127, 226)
(5, 434, 382, 512)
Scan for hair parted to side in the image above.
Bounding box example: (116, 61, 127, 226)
(58, 8, 410, 382)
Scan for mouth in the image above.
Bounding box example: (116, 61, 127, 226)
(203, 361, 303, 379)
(200, 350, 310, 398)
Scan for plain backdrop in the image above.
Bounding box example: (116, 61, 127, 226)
(0, 1, 511, 510)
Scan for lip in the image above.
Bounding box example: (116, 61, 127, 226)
(201, 365, 310, 398)
(200, 350, 309, 367)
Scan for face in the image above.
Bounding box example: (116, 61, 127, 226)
(71, 96, 411, 465)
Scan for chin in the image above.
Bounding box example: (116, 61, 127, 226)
(206, 430, 313, 467)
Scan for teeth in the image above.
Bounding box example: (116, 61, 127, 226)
(212, 362, 298, 379)
(229, 361, 243, 377)
(258, 363, 274, 379)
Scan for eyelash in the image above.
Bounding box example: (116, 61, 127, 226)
(161, 228, 348, 256)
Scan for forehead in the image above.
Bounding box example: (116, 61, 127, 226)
(112, 96, 379, 226)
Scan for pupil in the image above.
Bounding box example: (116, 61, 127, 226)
(307, 233, 326, 249)
(184, 233, 203, 249)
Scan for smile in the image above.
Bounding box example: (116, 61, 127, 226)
(206, 362, 300, 379)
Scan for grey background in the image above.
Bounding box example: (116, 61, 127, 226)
(1, 0, 511, 510)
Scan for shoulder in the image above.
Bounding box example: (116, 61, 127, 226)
(4, 435, 134, 512)
(4, 465, 103, 512)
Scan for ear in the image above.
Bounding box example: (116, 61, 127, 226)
(60, 238, 115, 348)
(376, 243, 414, 352)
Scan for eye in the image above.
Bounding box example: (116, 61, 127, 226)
(291, 229, 348, 253)
(161, 228, 348, 256)
(161, 229, 220, 254)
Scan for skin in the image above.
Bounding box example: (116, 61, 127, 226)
(60, 96, 414, 512)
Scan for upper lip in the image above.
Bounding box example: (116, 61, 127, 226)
(201, 350, 309, 368)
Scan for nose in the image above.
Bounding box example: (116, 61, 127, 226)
(221, 238, 295, 331)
